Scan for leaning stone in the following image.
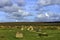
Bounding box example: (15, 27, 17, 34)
(21, 27, 24, 31)
(27, 26, 34, 31)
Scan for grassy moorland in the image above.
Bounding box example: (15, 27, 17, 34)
(0, 28, 60, 40)
(0, 22, 60, 40)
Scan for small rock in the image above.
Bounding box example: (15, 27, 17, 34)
(9, 30, 12, 31)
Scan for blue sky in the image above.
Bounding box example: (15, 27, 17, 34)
(0, 0, 60, 22)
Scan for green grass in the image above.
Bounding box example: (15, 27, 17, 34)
(0, 28, 60, 40)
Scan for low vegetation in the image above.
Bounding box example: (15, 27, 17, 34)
(0, 26, 60, 40)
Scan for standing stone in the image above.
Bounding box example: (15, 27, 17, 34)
(16, 32, 23, 38)
(57, 27, 60, 30)
(8, 26, 11, 28)
(27, 26, 34, 31)
(1, 26, 4, 28)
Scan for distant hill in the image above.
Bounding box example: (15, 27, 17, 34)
(0, 22, 60, 26)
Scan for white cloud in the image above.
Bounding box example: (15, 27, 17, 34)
(38, 0, 51, 6)
(0, 0, 12, 8)
(14, 0, 25, 6)
(6, 9, 32, 20)
(45, 12, 49, 17)
(37, 12, 50, 18)
(38, 0, 60, 6)
(18, 10, 30, 16)
(35, 12, 60, 22)
(37, 14, 46, 18)
(0, 4, 21, 13)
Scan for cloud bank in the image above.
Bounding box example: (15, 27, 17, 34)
(35, 5, 60, 22)
(0, 0, 60, 22)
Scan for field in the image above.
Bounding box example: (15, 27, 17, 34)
(0, 28, 60, 40)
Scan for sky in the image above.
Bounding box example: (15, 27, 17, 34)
(0, 0, 60, 22)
